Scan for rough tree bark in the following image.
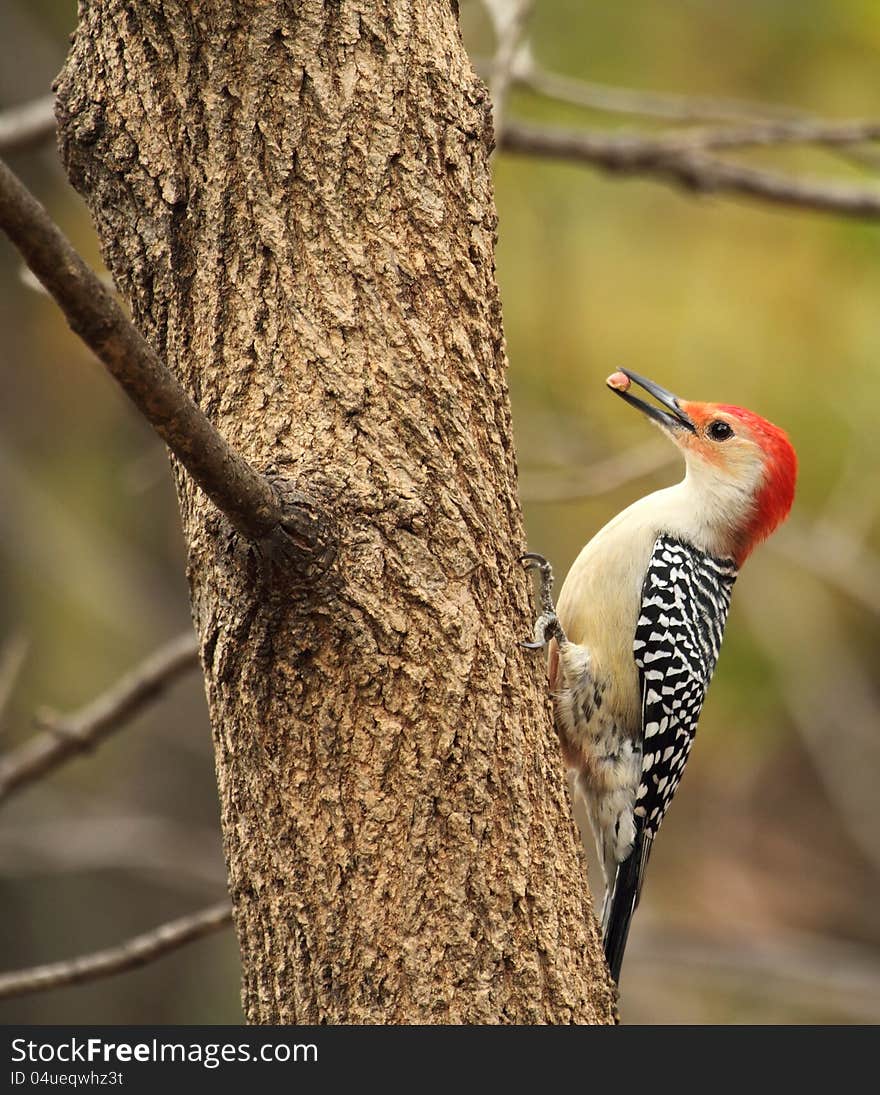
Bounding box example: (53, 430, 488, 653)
(55, 0, 615, 1023)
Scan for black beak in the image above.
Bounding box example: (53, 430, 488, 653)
(610, 369, 696, 433)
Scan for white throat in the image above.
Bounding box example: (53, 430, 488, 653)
(672, 455, 761, 558)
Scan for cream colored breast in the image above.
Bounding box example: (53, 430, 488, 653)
(555, 490, 677, 733)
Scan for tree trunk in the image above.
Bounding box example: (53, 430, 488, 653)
(55, 0, 615, 1024)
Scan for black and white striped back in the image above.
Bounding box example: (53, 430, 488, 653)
(632, 535, 738, 838)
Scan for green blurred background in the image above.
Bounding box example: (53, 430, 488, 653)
(1, 0, 879, 1024)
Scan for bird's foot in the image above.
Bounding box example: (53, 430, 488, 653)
(520, 552, 567, 649)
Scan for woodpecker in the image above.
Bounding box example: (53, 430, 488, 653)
(522, 368, 797, 984)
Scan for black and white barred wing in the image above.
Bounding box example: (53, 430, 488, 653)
(633, 535, 738, 838)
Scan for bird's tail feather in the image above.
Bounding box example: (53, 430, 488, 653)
(602, 830, 652, 984)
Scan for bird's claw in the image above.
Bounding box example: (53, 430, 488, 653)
(520, 551, 553, 576)
(520, 552, 566, 650)
(520, 610, 563, 650)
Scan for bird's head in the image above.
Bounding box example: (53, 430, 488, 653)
(607, 368, 797, 563)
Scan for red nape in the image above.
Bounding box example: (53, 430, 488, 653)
(719, 404, 798, 560)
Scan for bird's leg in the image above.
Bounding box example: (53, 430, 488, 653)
(520, 553, 568, 649)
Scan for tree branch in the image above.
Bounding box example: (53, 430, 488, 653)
(501, 121, 880, 219)
(0, 632, 199, 807)
(0, 157, 334, 559)
(0, 900, 232, 999)
(505, 49, 807, 125)
(647, 118, 880, 153)
(504, 56, 880, 173)
(0, 96, 56, 155)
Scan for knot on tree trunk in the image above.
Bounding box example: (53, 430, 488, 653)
(255, 474, 339, 585)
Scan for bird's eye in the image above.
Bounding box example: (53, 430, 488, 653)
(708, 420, 734, 441)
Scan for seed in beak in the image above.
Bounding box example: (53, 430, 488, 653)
(606, 371, 631, 392)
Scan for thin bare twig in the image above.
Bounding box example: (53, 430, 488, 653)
(483, 0, 534, 146)
(0, 158, 331, 557)
(675, 118, 880, 152)
(501, 121, 880, 219)
(0, 632, 199, 807)
(0, 96, 55, 155)
(0, 900, 232, 999)
(506, 48, 806, 125)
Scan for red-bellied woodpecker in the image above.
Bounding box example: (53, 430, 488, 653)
(522, 368, 797, 984)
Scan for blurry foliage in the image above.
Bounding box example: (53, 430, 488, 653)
(1, 0, 878, 1023)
